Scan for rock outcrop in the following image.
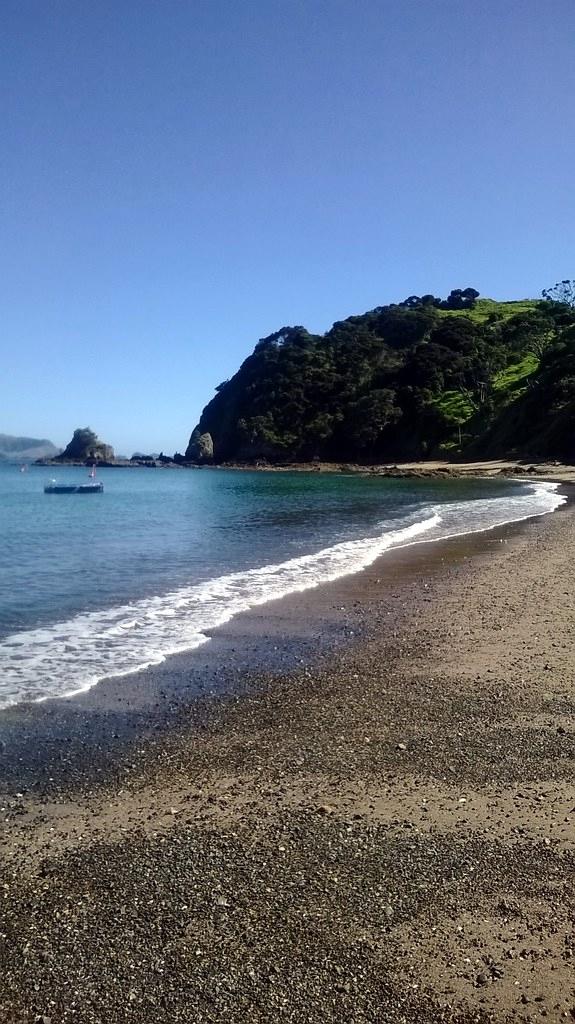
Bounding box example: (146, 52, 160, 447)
(185, 429, 214, 463)
(54, 427, 115, 463)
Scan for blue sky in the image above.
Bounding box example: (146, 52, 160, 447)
(2, 0, 574, 454)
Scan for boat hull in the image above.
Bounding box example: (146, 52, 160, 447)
(44, 483, 104, 494)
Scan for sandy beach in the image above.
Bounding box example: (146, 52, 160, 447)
(1, 496, 574, 1022)
(213, 459, 575, 483)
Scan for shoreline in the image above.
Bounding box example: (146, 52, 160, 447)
(210, 458, 575, 484)
(0, 482, 569, 795)
(0, 474, 566, 723)
(32, 456, 575, 484)
(0, 498, 574, 1020)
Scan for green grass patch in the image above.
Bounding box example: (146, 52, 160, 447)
(433, 389, 475, 423)
(435, 298, 539, 324)
(492, 353, 539, 394)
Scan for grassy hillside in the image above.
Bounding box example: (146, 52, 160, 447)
(436, 298, 538, 324)
(492, 352, 539, 394)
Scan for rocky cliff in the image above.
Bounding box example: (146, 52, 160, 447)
(53, 427, 115, 464)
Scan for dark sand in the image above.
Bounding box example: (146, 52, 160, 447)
(0, 499, 574, 1022)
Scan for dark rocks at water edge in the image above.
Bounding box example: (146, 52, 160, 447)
(34, 425, 187, 468)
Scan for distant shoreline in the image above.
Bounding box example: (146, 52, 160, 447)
(32, 456, 575, 483)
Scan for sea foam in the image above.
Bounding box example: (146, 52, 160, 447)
(0, 480, 564, 708)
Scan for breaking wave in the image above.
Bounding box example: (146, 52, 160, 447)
(0, 479, 564, 708)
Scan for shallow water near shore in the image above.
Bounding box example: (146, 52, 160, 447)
(0, 464, 564, 708)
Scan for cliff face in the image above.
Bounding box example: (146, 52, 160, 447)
(54, 428, 115, 463)
(185, 295, 575, 465)
(184, 429, 214, 463)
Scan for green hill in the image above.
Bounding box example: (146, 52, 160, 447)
(184, 289, 575, 464)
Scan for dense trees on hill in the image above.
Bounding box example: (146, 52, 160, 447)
(477, 325, 575, 461)
(185, 289, 575, 464)
(399, 287, 480, 310)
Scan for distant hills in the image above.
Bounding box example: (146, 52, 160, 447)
(185, 289, 575, 464)
(0, 434, 61, 462)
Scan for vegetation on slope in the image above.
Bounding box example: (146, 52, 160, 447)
(185, 288, 575, 464)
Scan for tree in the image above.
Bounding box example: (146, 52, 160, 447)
(500, 310, 554, 358)
(399, 288, 480, 311)
(442, 287, 479, 310)
(542, 280, 575, 307)
(376, 306, 437, 348)
(430, 317, 479, 352)
(341, 390, 401, 453)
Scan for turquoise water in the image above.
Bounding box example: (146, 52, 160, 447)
(0, 463, 564, 707)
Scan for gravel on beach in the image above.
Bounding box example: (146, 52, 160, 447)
(0, 504, 574, 1023)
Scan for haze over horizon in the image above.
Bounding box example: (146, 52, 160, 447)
(2, 0, 574, 454)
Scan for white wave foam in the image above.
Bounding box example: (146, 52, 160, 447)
(0, 480, 565, 708)
(425, 479, 565, 540)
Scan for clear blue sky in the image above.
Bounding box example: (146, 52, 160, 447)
(2, 0, 574, 455)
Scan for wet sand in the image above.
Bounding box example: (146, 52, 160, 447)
(0, 500, 574, 1022)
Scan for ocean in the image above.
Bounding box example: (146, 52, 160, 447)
(0, 463, 564, 709)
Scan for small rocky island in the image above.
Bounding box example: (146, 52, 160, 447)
(37, 427, 115, 466)
(35, 428, 183, 468)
